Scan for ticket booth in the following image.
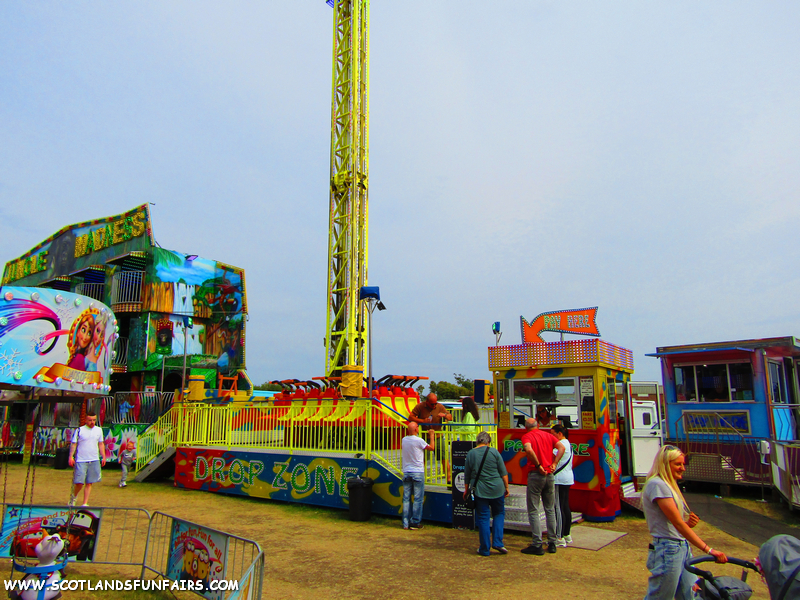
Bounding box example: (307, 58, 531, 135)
(489, 308, 634, 521)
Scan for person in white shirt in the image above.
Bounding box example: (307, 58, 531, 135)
(68, 412, 106, 506)
(551, 424, 574, 547)
(401, 422, 435, 530)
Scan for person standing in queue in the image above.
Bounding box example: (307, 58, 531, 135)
(460, 396, 481, 442)
(464, 431, 509, 556)
(520, 417, 559, 555)
(68, 411, 106, 506)
(409, 393, 453, 481)
(643, 445, 728, 599)
(551, 424, 574, 547)
(401, 422, 435, 530)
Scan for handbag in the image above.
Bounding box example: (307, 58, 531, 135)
(464, 447, 490, 510)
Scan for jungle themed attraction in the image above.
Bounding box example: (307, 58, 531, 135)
(649, 337, 800, 509)
(0, 205, 248, 463)
(489, 308, 634, 521)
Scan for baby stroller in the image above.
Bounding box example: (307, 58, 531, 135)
(685, 534, 800, 600)
(685, 556, 758, 600)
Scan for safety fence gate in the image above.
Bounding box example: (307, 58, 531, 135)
(0, 505, 264, 600)
(143, 512, 264, 600)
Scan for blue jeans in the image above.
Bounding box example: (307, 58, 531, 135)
(644, 538, 696, 600)
(402, 472, 424, 528)
(475, 495, 505, 555)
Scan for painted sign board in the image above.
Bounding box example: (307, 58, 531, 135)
(174, 448, 453, 524)
(0, 287, 115, 392)
(2, 205, 153, 286)
(684, 411, 751, 435)
(451, 441, 475, 529)
(498, 426, 621, 520)
(521, 307, 600, 344)
(0, 505, 103, 562)
(166, 518, 228, 600)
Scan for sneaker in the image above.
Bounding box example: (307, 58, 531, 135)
(521, 544, 545, 555)
(493, 546, 509, 554)
(409, 524, 423, 530)
(555, 537, 567, 547)
(476, 549, 490, 556)
(547, 542, 557, 554)
(81, 503, 89, 507)
(564, 535, 573, 544)
(121, 482, 127, 487)
(118, 483, 123, 488)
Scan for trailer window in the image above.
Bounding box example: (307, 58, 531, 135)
(674, 362, 754, 403)
(675, 366, 697, 402)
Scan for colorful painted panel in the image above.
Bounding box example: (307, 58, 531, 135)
(174, 448, 452, 523)
(2, 205, 152, 286)
(0, 287, 116, 392)
(498, 427, 620, 519)
(35, 424, 149, 463)
(489, 339, 634, 371)
(142, 250, 246, 371)
(147, 314, 206, 357)
(0, 506, 103, 562)
(683, 411, 751, 435)
(166, 518, 228, 600)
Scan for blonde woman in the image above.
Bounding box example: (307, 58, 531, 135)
(643, 445, 727, 599)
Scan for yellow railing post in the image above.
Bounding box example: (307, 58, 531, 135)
(365, 401, 372, 460)
(226, 404, 232, 448)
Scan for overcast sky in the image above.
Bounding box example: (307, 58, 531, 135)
(1, 2, 798, 389)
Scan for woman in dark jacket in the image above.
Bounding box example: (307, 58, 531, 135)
(463, 431, 509, 556)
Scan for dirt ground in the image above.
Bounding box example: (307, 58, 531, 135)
(0, 463, 775, 599)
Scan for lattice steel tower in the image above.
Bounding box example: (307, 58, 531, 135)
(324, 0, 370, 377)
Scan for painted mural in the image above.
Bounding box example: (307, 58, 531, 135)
(0, 505, 104, 562)
(35, 424, 149, 464)
(2, 205, 152, 286)
(141, 249, 246, 373)
(0, 287, 115, 392)
(166, 519, 227, 600)
(174, 448, 452, 523)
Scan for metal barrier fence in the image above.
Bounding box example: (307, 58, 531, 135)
(1, 505, 151, 567)
(674, 411, 772, 489)
(143, 511, 264, 600)
(138, 399, 497, 487)
(1, 505, 263, 599)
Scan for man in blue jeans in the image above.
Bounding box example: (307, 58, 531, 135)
(401, 422, 435, 530)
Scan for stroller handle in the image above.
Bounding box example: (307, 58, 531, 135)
(685, 555, 759, 579)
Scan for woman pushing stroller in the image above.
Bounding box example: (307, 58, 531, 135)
(643, 445, 729, 599)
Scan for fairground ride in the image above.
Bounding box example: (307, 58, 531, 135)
(324, 0, 370, 378)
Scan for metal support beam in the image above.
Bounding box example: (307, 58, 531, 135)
(325, 0, 370, 377)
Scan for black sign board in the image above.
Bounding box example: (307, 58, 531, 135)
(451, 441, 476, 529)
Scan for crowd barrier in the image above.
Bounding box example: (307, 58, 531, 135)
(0, 504, 263, 600)
(138, 398, 497, 486)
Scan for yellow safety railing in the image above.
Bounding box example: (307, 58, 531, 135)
(137, 399, 497, 487)
(135, 406, 179, 471)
